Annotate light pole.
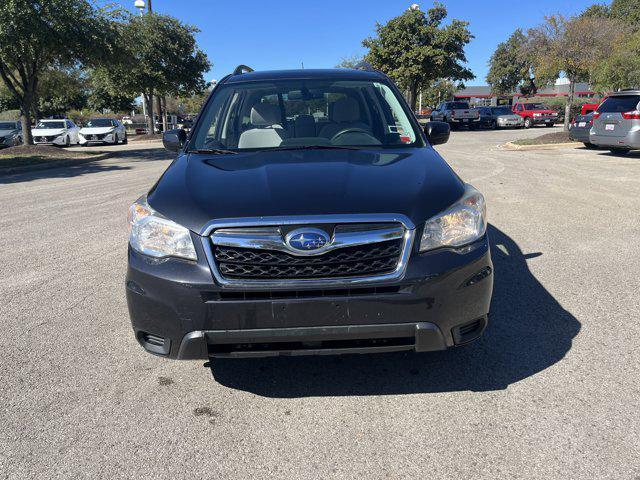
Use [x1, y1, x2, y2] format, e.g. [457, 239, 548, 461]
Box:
[134, 0, 156, 133]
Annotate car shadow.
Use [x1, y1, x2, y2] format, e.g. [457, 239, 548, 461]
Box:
[208, 224, 581, 397]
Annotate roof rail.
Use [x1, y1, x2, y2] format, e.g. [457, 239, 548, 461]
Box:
[232, 64, 254, 76]
[354, 61, 375, 72]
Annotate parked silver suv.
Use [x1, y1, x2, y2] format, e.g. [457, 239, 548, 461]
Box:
[590, 91, 640, 155]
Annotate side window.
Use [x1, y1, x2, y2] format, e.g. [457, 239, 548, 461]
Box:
[516, 104, 523, 112]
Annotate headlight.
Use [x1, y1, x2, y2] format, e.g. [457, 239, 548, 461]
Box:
[128, 196, 197, 261]
[419, 186, 487, 252]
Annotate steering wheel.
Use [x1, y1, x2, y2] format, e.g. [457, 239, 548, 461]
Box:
[330, 127, 371, 142]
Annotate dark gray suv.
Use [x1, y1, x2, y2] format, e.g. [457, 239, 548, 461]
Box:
[126, 66, 493, 360]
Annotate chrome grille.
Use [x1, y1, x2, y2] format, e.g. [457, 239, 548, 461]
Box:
[214, 239, 402, 279]
[201, 215, 416, 287]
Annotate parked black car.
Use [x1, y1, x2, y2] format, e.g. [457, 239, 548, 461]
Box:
[569, 112, 597, 148]
[127, 66, 493, 360]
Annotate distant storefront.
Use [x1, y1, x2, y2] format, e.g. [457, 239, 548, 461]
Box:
[453, 81, 597, 107]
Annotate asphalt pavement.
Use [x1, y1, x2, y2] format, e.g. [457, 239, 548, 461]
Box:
[1, 127, 639, 479]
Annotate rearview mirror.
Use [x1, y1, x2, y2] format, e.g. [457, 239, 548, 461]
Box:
[424, 121, 450, 146]
[163, 129, 187, 152]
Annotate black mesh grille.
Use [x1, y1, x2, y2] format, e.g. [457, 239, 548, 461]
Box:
[213, 239, 403, 280]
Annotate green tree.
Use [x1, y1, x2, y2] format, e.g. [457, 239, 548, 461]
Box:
[611, 0, 640, 28]
[335, 55, 364, 69]
[35, 68, 88, 118]
[420, 79, 458, 108]
[592, 35, 640, 90]
[527, 14, 623, 130]
[579, 4, 611, 18]
[362, 3, 474, 111]
[0, 0, 118, 144]
[94, 14, 210, 133]
[86, 70, 135, 113]
[486, 29, 537, 95]
[172, 86, 214, 114]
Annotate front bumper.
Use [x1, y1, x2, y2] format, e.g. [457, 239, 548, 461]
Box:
[497, 119, 523, 128]
[450, 118, 480, 124]
[33, 135, 66, 145]
[531, 117, 556, 125]
[127, 235, 493, 359]
[79, 133, 117, 144]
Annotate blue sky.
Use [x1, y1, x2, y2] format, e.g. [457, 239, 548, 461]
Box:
[133, 0, 601, 85]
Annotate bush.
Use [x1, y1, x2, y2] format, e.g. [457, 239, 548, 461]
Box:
[66, 109, 123, 126]
[0, 109, 20, 120]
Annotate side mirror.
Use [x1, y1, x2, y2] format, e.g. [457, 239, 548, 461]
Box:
[424, 121, 450, 146]
[163, 129, 187, 152]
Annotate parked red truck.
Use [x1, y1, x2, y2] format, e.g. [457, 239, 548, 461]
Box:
[512, 102, 558, 128]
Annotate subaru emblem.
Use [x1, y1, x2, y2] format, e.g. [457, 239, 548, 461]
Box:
[285, 228, 330, 252]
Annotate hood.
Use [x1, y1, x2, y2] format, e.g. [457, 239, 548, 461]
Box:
[147, 148, 466, 234]
[32, 128, 65, 136]
[80, 127, 114, 134]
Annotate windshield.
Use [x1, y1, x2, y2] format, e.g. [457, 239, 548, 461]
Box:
[491, 107, 512, 115]
[189, 78, 422, 152]
[86, 119, 114, 128]
[0, 122, 17, 130]
[598, 95, 640, 113]
[523, 104, 549, 110]
[36, 121, 65, 129]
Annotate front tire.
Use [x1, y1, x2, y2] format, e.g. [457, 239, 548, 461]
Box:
[122, 133, 128, 145]
[524, 117, 533, 129]
[64, 135, 70, 147]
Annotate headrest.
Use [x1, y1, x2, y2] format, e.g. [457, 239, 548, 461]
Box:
[251, 103, 281, 127]
[295, 115, 315, 128]
[332, 97, 361, 123]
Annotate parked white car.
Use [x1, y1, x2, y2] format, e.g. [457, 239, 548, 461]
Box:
[0, 121, 23, 148]
[32, 119, 80, 146]
[79, 118, 127, 145]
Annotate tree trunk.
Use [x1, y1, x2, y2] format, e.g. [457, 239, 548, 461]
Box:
[20, 95, 34, 145]
[156, 95, 162, 133]
[144, 92, 154, 134]
[161, 96, 168, 132]
[408, 82, 418, 112]
[564, 79, 575, 132]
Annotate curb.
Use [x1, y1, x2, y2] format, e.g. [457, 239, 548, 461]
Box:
[0, 152, 116, 176]
[501, 141, 580, 151]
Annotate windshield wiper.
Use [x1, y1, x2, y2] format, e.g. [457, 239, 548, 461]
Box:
[188, 148, 238, 155]
[270, 145, 361, 152]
